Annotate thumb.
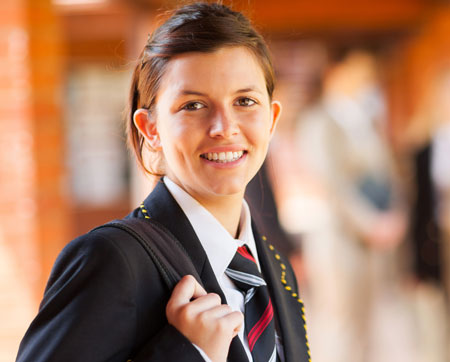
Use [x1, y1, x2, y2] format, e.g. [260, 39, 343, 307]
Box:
[169, 275, 206, 309]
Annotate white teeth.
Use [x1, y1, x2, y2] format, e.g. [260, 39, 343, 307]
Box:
[201, 150, 245, 163]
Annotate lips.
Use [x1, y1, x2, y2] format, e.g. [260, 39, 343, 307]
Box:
[200, 150, 245, 163]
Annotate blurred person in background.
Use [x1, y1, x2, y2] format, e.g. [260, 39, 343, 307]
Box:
[404, 66, 450, 361]
[245, 158, 307, 291]
[293, 49, 409, 362]
[265, 42, 329, 290]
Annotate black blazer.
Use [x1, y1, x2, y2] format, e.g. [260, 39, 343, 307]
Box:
[17, 181, 310, 362]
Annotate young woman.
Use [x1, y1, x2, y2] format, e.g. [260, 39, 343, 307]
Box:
[17, 3, 310, 362]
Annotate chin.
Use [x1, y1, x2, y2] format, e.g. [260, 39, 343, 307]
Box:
[203, 179, 248, 197]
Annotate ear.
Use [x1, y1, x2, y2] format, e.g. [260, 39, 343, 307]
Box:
[269, 100, 282, 137]
[133, 108, 162, 150]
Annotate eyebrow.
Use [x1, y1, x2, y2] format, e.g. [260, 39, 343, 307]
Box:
[180, 90, 206, 96]
[179, 86, 263, 96]
[235, 86, 262, 94]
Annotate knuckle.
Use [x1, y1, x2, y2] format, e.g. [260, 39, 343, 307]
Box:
[165, 299, 175, 315]
[198, 311, 209, 326]
[222, 304, 232, 313]
[183, 274, 195, 283]
[216, 318, 230, 334]
[178, 304, 192, 322]
[208, 293, 221, 304]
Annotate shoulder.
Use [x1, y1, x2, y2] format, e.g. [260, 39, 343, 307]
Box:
[56, 217, 162, 265]
[44, 219, 167, 306]
[19, 219, 173, 362]
[47, 225, 137, 285]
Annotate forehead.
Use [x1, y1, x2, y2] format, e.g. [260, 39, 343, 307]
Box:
[158, 46, 267, 95]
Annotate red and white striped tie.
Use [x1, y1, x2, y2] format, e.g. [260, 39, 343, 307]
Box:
[226, 245, 277, 362]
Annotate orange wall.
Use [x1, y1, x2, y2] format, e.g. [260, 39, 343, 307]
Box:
[0, 0, 70, 301]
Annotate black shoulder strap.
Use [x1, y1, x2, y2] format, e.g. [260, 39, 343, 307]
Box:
[94, 218, 203, 291]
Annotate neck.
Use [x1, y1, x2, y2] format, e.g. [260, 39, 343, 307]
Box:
[197, 193, 244, 238]
[164, 177, 245, 237]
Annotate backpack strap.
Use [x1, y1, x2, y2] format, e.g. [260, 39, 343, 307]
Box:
[94, 218, 203, 291]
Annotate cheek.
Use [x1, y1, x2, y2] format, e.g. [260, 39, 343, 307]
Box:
[243, 111, 273, 146]
[158, 118, 201, 165]
[157, 124, 182, 163]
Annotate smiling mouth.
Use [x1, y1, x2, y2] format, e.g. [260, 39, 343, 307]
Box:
[200, 150, 246, 163]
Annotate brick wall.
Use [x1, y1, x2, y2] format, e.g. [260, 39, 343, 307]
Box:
[0, 0, 70, 358]
[0, 0, 38, 289]
[27, 0, 70, 295]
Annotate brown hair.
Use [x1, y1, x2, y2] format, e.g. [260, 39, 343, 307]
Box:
[126, 2, 275, 175]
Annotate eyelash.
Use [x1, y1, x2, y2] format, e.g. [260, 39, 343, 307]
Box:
[181, 97, 257, 111]
[235, 97, 257, 107]
[182, 102, 205, 111]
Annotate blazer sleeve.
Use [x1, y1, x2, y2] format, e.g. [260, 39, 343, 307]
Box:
[16, 231, 205, 362]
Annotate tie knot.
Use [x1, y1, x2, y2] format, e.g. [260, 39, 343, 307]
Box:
[236, 245, 257, 264]
[225, 245, 266, 292]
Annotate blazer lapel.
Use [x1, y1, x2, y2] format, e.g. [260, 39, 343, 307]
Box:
[253, 224, 310, 362]
[142, 180, 249, 362]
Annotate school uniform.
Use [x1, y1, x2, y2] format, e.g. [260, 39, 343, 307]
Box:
[17, 179, 310, 362]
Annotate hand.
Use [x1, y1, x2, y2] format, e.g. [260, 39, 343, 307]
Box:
[166, 275, 243, 362]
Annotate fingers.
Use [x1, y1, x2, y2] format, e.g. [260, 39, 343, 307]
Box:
[193, 306, 243, 341]
[221, 310, 243, 338]
[189, 275, 208, 299]
[197, 306, 243, 337]
[165, 276, 244, 362]
[194, 301, 233, 319]
[168, 275, 207, 310]
[166, 275, 242, 329]
[185, 292, 221, 312]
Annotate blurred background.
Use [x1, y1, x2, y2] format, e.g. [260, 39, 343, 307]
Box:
[1, 0, 450, 361]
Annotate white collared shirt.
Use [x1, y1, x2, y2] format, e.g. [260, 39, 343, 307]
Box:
[164, 177, 284, 361]
[164, 177, 258, 361]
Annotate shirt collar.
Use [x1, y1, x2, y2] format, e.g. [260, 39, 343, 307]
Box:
[163, 177, 260, 281]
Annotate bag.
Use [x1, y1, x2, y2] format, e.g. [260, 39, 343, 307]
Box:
[94, 218, 203, 290]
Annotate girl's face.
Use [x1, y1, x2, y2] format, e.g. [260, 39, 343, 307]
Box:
[135, 46, 281, 204]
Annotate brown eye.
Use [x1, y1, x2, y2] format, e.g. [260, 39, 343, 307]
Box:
[236, 97, 256, 107]
[183, 102, 205, 111]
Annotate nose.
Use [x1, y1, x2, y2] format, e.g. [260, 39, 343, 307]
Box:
[208, 108, 239, 138]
